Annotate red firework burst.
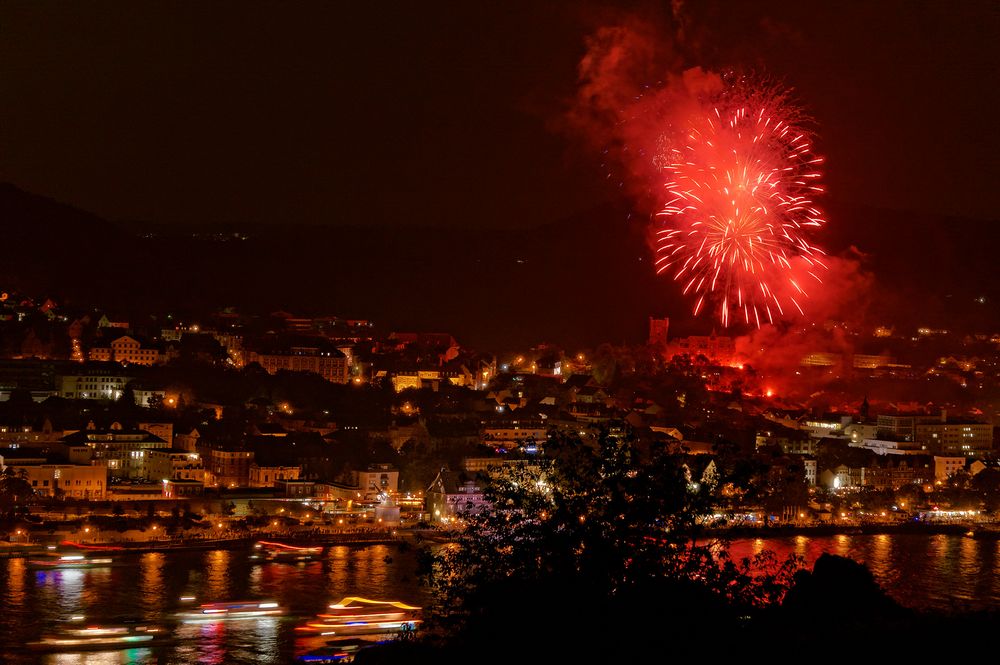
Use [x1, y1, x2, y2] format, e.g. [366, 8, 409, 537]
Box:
[653, 83, 827, 328]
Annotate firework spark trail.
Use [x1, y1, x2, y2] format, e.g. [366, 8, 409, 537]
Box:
[653, 83, 827, 327]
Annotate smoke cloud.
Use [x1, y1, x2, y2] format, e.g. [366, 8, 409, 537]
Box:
[564, 16, 720, 204]
[565, 10, 875, 339]
[732, 248, 875, 377]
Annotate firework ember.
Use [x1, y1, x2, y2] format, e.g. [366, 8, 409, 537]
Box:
[653, 82, 827, 328]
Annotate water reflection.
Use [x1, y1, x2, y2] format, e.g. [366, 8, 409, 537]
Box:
[730, 533, 1000, 611]
[7, 556, 26, 605]
[41, 568, 86, 616]
[793, 535, 808, 559]
[205, 550, 231, 601]
[865, 534, 897, 589]
[872, 533, 890, 561]
[22, 535, 1000, 661]
[959, 535, 979, 576]
[833, 534, 851, 556]
[140, 553, 165, 619]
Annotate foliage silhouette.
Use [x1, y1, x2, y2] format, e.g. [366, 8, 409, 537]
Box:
[421, 427, 800, 660]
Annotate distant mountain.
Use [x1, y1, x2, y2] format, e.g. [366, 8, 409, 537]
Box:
[0, 182, 996, 349]
[0, 182, 123, 242]
[0, 183, 134, 301]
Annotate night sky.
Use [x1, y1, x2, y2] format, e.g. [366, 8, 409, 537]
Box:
[2, 0, 997, 230]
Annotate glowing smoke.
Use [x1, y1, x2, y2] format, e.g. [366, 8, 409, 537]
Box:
[567, 15, 871, 334]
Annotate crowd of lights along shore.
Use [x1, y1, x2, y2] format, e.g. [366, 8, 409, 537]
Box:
[653, 83, 828, 328]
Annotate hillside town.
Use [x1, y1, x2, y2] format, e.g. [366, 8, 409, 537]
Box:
[0, 288, 998, 545]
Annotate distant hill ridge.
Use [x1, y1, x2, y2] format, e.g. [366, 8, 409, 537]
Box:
[0, 182, 996, 347]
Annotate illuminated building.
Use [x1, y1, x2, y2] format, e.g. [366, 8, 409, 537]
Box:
[61, 422, 169, 481]
[852, 353, 893, 370]
[861, 457, 933, 491]
[131, 383, 167, 407]
[138, 422, 173, 447]
[933, 456, 966, 481]
[571, 386, 611, 406]
[313, 481, 362, 502]
[162, 478, 204, 498]
[756, 429, 815, 455]
[820, 456, 936, 491]
[14, 463, 106, 499]
[0, 444, 106, 499]
[801, 415, 852, 438]
[88, 335, 161, 365]
[106, 483, 165, 501]
[666, 334, 735, 363]
[57, 363, 134, 400]
[844, 422, 878, 444]
[174, 427, 201, 452]
[878, 411, 993, 457]
[849, 437, 924, 455]
[877, 414, 917, 441]
[249, 463, 301, 487]
[275, 479, 314, 497]
[917, 420, 993, 456]
[803, 459, 817, 486]
[800, 352, 840, 367]
[0, 418, 64, 445]
[382, 368, 470, 391]
[248, 343, 349, 384]
[354, 464, 399, 501]
[535, 355, 562, 379]
[427, 469, 488, 522]
[462, 456, 540, 474]
[147, 448, 205, 483]
[96, 315, 129, 329]
[481, 419, 548, 449]
[200, 446, 254, 487]
[648, 317, 670, 345]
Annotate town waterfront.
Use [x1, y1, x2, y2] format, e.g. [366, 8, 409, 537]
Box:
[0, 534, 997, 663]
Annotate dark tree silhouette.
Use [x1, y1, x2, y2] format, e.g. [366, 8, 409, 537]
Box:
[422, 427, 799, 659]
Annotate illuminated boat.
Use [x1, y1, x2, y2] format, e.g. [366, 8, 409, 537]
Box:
[60, 540, 125, 552]
[27, 553, 116, 569]
[255, 540, 323, 562]
[295, 597, 421, 637]
[176, 600, 285, 622]
[27, 619, 172, 651]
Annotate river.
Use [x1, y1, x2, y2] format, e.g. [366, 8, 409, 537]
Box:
[0, 543, 429, 664]
[728, 532, 1000, 612]
[1, 534, 997, 662]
